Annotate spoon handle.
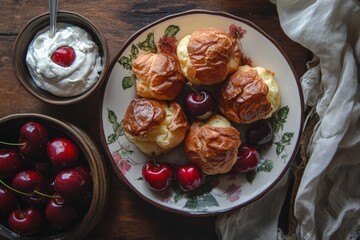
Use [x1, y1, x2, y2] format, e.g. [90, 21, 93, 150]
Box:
[49, 0, 59, 38]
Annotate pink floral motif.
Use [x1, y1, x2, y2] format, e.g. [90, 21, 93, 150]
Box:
[112, 151, 121, 162]
[158, 188, 173, 203]
[229, 24, 246, 39]
[228, 24, 253, 67]
[158, 36, 178, 54]
[241, 56, 253, 67]
[119, 159, 131, 175]
[112, 152, 132, 175]
[214, 183, 241, 203]
[119, 142, 131, 151]
[225, 184, 241, 203]
[113, 143, 137, 173]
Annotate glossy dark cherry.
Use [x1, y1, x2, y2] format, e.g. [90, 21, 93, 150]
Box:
[176, 164, 202, 192]
[232, 144, 260, 173]
[51, 46, 76, 67]
[8, 207, 43, 236]
[184, 89, 215, 120]
[12, 170, 48, 206]
[54, 168, 91, 203]
[45, 194, 79, 230]
[142, 161, 174, 191]
[245, 119, 274, 145]
[0, 185, 17, 213]
[18, 121, 48, 161]
[0, 149, 23, 179]
[75, 166, 92, 188]
[47, 138, 79, 170]
[12, 170, 47, 194]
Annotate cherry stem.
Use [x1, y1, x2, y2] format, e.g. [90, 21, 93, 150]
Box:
[16, 201, 24, 217]
[0, 140, 25, 146]
[33, 190, 60, 199]
[186, 81, 199, 95]
[0, 179, 31, 197]
[0, 180, 60, 199]
[151, 155, 159, 167]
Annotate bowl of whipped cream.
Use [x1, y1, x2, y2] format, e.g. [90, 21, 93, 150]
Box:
[13, 11, 109, 105]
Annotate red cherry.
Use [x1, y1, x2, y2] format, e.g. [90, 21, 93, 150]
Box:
[0, 149, 23, 179]
[51, 46, 76, 67]
[54, 168, 91, 203]
[245, 119, 274, 145]
[184, 89, 215, 120]
[232, 144, 260, 173]
[74, 166, 92, 187]
[8, 207, 43, 235]
[12, 170, 47, 194]
[0, 185, 17, 213]
[176, 164, 203, 192]
[47, 138, 79, 170]
[142, 161, 174, 191]
[12, 170, 49, 206]
[19, 121, 48, 161]
[45, 194, 79, 230]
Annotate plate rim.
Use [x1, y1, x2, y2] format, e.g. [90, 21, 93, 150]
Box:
[99, 9, 305, 217]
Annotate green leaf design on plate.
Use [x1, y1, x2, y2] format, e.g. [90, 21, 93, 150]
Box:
[245, 170, 257, 184]
[113, 121, 125, 136]
[275, 132, 294, 156]
[275, 142, 285, 156]
[108, 109, 117, 124]
[164, 25, 180, 37]
[269, 105, 295, 160]
[137, 32, 157, 53]
[281, 132, 294, 144]
[172, 185, 185, 203]
[130, 44, 139, 59]
[272, 106, 290, 133]
[122, 76, 134, 90]
[118, 56, 132, 70]
[171, 176, 218, 208]
[257, 159, 273, 172]
[118, 44, 139, 71]
[107, 133, 117, 145]
[107, 109, 125, 145]
[184, 193, 219, 210]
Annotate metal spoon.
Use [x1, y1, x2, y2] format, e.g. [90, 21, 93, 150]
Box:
[49, 0, 59, 38]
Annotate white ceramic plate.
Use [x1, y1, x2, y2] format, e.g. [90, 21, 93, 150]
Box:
[100, 10, 304, 216]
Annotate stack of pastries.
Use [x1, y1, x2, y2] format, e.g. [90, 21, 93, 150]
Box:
[122, 27, 280, 175]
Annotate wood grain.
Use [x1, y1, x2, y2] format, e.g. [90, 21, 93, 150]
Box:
[0, 0, 309, 239]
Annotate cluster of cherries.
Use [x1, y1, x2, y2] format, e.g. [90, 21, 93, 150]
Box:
[141, 88, 274, 193]
[0, 121, 92, 236]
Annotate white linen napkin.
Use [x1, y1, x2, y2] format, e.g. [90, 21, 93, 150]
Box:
[216, 0, 360, 239]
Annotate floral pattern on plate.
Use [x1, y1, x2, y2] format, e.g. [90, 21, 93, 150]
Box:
[100, 10, 303, 215]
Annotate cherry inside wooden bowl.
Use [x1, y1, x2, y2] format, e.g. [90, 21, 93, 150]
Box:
[0, 113, 109, 240]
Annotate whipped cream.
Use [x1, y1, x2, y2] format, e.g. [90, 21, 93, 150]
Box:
[26, 25, 103, 97]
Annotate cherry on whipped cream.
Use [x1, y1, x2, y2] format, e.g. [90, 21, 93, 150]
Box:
[51, 46, 76, 67]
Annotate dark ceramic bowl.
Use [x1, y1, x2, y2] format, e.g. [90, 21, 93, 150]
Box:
[0, 113, 109, 239]
[13, 11, 109, 105]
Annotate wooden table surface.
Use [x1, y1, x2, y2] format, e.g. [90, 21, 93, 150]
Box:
[0, 0, 309, 239]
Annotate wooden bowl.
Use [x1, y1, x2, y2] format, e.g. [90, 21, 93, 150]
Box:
[0, 113, 109, 240]
[12, 11, 109, 105]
